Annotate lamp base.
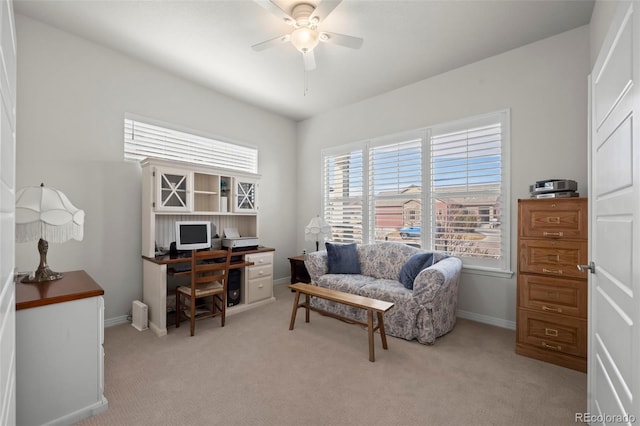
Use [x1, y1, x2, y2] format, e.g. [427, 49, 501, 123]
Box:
[21, 266, 64, 283]
[21, 238, 64, 283]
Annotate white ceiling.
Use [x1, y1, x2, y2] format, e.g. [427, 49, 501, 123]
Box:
[14, 0, 595, 121]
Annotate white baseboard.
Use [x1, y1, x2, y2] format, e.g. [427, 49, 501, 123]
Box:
[456, 309, 516, 330]
[104, 315, 129, 328]
[274, 277, 291, 286]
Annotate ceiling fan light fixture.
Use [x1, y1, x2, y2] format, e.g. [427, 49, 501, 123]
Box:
[290, 27, 319, 53]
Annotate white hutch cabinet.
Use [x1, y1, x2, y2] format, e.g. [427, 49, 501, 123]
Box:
[140, 158, 274, 337]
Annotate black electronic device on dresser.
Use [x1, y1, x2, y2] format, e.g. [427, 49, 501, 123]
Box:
[227, 269, 241, 307]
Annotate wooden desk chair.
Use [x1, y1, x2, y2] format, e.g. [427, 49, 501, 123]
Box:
[176, 247, 232, 336]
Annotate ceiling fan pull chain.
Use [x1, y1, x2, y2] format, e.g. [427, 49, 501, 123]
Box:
[304, 67, 308, 96]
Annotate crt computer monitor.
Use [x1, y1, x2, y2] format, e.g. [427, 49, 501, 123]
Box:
[175, 221, 211, 251]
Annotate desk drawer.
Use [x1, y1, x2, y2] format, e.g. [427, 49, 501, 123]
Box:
[247, 264, 272, 280]
[245, 252, 273, 266]
[518, 309, 586, 357]
[247, 276, 272, 303]
[518, 274, 586, 318]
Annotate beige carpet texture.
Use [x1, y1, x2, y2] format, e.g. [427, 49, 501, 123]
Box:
[76, 284, 587, 426]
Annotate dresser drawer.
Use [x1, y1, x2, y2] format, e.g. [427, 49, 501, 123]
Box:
[519, 239, 588, 279]
[246, 264, 272, 280]
[518, 198, 587, 239]
[518, 309, 587, 357]
[245, 251, 273, 267]
[247, 276, 272, 303]
[518, 274, 586, 318]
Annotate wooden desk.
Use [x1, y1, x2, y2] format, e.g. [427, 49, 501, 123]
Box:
[142, 247, 276, 336]
[15, 270, 108, 425]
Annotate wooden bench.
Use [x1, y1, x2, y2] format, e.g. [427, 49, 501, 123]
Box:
[288, 282, 395, 362]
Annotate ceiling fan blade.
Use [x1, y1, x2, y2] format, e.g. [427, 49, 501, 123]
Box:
[320, 32, 363, 49]
[309, 0, 342, 24]
[251, 34, 290, 51]
[254, 0, 295, 25]
[303, 51, 316, 71]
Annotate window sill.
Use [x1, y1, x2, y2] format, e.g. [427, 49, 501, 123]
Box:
[461, 265, 514, 279]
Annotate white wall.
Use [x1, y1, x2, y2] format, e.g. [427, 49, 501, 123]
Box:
[296, 26, 590, 327]
[15, 15, 298, 322]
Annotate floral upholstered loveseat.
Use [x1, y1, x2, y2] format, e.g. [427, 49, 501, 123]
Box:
[304, 242, 463, 344]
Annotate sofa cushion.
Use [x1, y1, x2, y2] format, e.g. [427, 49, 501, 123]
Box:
[399, 252, 435, 289]
[325, 242, 361, 274]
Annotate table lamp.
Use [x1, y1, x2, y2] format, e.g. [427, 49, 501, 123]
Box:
[304, 216, 331, 251]
[15, 183, 85, 283]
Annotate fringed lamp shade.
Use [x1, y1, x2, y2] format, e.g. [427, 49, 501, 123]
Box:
[304, 216, 331, 251]
[15, 183, 84, 283]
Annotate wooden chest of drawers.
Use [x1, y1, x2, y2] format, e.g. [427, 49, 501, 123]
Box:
[516, 198, 588, 372]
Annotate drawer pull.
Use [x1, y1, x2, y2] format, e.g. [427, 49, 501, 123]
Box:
[543, 231, 564, 237]
[541, 342, 562, 351]
[546, 217, 560, 224]
[545, 328, 559, 337]
[542, 268, 563, 275]
[541, 305, 562, 313]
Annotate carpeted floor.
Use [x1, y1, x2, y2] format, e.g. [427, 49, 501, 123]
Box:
[76, 284, 587, 426]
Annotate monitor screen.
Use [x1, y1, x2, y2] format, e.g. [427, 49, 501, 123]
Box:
[175, 221, 211, 250]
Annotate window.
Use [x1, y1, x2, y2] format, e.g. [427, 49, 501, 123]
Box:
[323, 147, 364, 243]
[124, 115, 258, 174]
[321, 110, 510, 275]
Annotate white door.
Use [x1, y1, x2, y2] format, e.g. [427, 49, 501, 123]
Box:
[589, 2, 640, 423]
[0, 0, 17, 424]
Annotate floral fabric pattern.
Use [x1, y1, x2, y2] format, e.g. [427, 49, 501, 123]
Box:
[304, 242, 462, 344]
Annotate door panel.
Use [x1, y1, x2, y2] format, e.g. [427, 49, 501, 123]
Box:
[589, 2, 639, 422]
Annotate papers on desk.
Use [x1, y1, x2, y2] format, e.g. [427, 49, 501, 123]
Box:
[224, 227, 241, 238]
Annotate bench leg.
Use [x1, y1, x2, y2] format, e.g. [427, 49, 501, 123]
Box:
[377, 311, 388, 350]
[305, 293, 310, 323]
[367, 310, 375, 362]
[289, 290, 301, 330]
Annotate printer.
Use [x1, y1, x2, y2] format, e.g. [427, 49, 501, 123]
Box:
[222, 227, 259, 250]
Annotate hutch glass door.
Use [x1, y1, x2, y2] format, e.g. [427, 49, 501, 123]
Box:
[156, 169, 191, 211]
[233, 179, 257, 213]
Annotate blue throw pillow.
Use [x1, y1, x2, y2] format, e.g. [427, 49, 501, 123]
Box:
[325, 242, 361, 274]
[399, 252, 435, 290]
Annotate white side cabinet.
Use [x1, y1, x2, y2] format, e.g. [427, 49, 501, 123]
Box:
[16, 270, 108, 425]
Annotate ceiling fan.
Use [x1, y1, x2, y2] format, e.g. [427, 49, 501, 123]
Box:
[252, 0, 363, 71]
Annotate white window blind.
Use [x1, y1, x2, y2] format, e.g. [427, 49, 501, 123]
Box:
[321, 110, 510, 275]
[369, 135, 423, 244]
[323, 148, 364, 244]
[430, 116, 506, 270]
[124, 118, 258, 174]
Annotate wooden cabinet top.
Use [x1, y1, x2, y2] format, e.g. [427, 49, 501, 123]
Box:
[15, 270, 104, 310]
